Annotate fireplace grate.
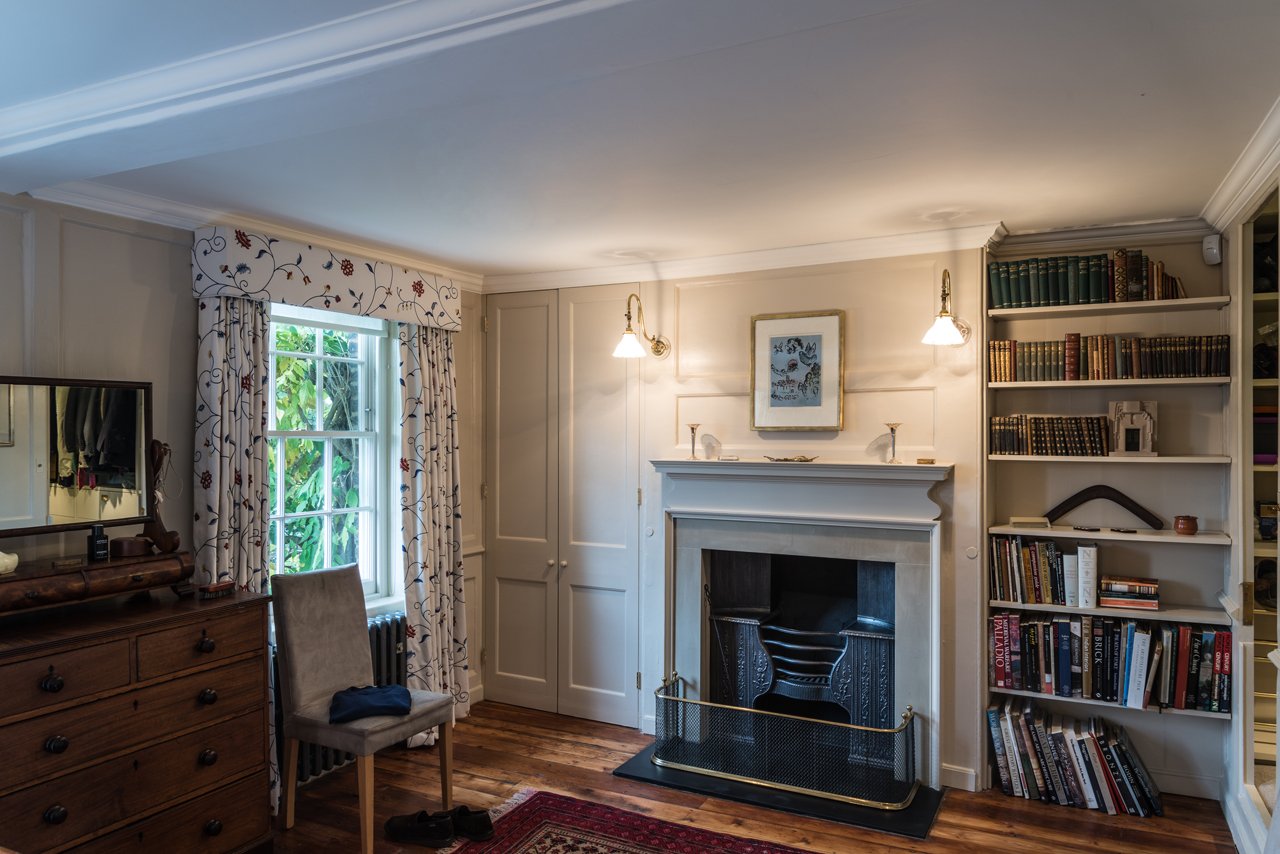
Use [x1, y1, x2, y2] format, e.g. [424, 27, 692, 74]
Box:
[653, 674, 918, 809]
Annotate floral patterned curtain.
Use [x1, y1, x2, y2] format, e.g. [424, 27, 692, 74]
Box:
[398, 322, 470, 745]
[192, 294, 278, 807]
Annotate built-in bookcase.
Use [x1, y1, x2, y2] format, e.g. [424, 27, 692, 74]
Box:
[982, 229, 1235, 802]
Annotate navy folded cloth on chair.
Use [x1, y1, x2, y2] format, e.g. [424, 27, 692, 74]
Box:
[329, 684, 412, 723]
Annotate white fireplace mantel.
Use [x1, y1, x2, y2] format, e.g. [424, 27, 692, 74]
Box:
[650, 459, 954, 525]
[650, 457, 954, 789]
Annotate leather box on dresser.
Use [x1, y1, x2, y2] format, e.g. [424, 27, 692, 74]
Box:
[0, 569, 272, 853]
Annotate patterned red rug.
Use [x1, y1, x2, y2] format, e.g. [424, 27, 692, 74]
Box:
[445, 789, 811, 854]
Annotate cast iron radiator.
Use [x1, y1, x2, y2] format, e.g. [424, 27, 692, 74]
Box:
[273, 611, 408, 784]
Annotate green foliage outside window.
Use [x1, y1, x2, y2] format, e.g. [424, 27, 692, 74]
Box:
[270, 323, 364, 575]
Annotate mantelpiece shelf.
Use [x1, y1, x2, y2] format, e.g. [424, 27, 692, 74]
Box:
[988, 599, 1231, 626]
[987, 295, 1229, 320]
[987, 524, 1229, 546]
[988, 686, 1230, 720]
[987, 454, 1230, 464]
[990, 377, 1228, 389]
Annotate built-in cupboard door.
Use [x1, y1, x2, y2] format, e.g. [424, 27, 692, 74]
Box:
[556, 285, 640, 727]
[484, 290, 559, 712]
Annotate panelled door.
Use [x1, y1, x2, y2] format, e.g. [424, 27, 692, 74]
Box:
[484, 285, 640, 726]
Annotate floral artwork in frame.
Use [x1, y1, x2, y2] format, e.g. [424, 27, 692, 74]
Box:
[750, 310, 845, 431]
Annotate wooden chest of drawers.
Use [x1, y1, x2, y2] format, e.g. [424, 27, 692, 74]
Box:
[0, 587, 271, 853]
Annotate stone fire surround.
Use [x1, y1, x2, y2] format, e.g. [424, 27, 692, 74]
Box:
[651, 459, 952, 787]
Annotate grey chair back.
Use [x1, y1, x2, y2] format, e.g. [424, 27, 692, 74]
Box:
[273, 565, 375, 715]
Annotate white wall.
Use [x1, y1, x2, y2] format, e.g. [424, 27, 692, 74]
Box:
[0, 193, 195, 560]
[635, 250, 986, 790]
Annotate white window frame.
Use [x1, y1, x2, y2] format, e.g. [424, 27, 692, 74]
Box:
[267, 303, 397, 605]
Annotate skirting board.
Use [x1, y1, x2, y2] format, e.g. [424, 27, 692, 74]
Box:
[940, 764, 977, 792]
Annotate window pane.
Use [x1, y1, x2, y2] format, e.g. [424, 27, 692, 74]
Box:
[268, 519, 278, 574]
[275, 356, 317, 430]
[275, 324, 317, 354]
[322, 360, 359, 430]
[332, 438, 361, 510]
[283, 439, 324, 514]
[332, 512, 360, 568]
[323, 328, 357, 359]
[282, 515, 324, 573]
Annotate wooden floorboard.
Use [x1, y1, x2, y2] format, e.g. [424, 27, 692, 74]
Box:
[272, 701, 1238, 853]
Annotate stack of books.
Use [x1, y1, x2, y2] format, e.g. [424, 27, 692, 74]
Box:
[988, 414, 1110, 456]
[988, 615, 1231, 712]
[988, 249, 1186, 310]
[1098, 576, 1159, 610]
[987, 334, 1230, 382]
[986, 699, 1163, 816]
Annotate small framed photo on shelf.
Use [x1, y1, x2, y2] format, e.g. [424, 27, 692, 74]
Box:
[1108, 400, 1157, 456]
[750, 310, 844, 432]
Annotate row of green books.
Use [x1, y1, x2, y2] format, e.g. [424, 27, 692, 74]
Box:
[988, 250, 1186, 310]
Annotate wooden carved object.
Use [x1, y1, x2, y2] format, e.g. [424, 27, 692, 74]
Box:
[1043, 484, 1163, 530]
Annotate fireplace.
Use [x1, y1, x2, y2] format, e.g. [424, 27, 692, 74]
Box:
[650, 459, 951, 803]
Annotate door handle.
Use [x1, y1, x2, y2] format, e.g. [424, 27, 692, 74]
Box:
[546, 559, 555, 567]
[559, 560, 568, 568]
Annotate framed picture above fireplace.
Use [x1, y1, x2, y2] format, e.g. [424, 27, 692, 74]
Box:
[750, 309, 845, 431]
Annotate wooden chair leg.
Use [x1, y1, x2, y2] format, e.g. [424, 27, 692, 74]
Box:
[357, 754, 375, 854]
[283, 738, 300, 830]
[439, 721, 453, 810]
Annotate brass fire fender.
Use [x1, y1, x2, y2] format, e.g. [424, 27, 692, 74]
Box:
[652, 674, 920, 810]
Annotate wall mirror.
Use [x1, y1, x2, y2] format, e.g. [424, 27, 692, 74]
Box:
[0, 377, 152, 538]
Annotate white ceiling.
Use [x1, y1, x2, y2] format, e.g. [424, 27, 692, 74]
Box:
[4, 0, 1279, 280]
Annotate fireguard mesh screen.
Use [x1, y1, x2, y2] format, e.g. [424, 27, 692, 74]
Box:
[653, 675, 918, 809]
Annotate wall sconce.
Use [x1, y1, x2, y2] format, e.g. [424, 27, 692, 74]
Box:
[613, 293, 670, 358]
[921, 269, 970, 346]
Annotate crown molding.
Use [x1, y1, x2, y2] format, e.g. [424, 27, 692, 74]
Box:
[482, 222, 1006, 293]
[30, 180, 484, 289]
[1202, 93, 1280, 230]
[995, 217, 1214, 255]
[0, 0, 625, 159]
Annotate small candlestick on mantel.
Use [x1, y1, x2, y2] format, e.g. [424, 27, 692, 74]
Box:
[687, 423, 701, 460]
[885, 422, 903, 464]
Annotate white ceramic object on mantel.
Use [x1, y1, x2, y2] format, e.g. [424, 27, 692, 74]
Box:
[0, 551, 18, 575]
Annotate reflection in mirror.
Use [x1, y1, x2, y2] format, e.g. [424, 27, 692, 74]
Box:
[0, 379, 151, 535]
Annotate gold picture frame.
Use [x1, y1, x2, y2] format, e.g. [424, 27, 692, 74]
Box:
[750, 310, 845, 431]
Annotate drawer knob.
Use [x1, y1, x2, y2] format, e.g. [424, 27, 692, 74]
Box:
[39, 667, 65, 693]
[44, 735, 70, 754]
[198, 748, 219, 766]
[204, 819, 223, 837]
[196, 631, 216, 654]
[198, 688, 218, 706]
[43, 804, 68, 825]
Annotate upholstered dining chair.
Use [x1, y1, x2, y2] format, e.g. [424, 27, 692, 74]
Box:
[272, 565, 454, 854]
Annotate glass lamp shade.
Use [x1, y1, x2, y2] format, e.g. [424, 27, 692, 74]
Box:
[921, 314, 966, 346]
[612, 330, 646, 358]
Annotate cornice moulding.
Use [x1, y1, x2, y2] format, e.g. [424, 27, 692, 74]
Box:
[483, 222, 1006, 293]
[995, 218, 1214, 255]
[0, 0, 625, 159]
[1202, 93, 1280, 230]
[30, 181, 484, 288]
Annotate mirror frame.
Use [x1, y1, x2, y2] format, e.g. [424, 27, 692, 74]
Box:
[0, 376, 154, 539]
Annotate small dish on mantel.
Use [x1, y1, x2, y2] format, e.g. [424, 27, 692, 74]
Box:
[763, 455, 818, 463]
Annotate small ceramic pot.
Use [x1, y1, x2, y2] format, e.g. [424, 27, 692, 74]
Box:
[1173, 515, 1199, 536]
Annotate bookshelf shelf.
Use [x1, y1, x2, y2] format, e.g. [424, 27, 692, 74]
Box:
[987, 295, 1229, 320]
[987, 454, 1230, 464]
[990, 377, 1229, 389]
[987, 524, 1229, 545]
[985, 229, 1239, 805]
[988, 686, 1230, 720]
[1254, 292, 1280, 303]
[1254, 541, 1278, 557]
[988, 600, 1231, 626]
